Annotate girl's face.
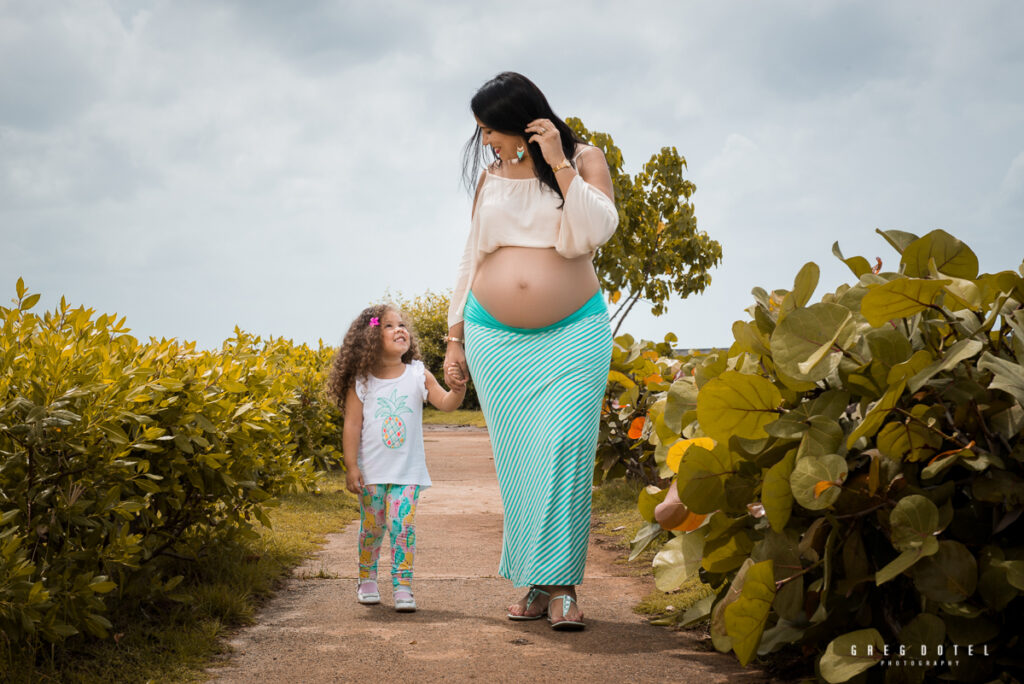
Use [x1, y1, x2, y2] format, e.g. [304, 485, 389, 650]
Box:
[378, 310, 410, 358]
[476, 116, 526, 163]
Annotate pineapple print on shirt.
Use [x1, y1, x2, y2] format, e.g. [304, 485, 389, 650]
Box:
[376, 388, 413, 449]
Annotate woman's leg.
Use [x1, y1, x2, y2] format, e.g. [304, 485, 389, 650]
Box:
[385, 484, 420, 592]
[358, 485, 387, 589]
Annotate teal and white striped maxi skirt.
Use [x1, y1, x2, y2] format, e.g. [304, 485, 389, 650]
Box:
[464, 290, 613, 587]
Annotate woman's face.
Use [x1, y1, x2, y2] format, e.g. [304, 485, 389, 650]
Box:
[475, 116, 525, 163]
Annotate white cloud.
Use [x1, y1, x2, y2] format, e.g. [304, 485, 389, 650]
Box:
[2, 0, 1023, 350]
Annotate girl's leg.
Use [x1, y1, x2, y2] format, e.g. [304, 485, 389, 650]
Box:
[385, 484, 420, 592]
[358, 485, 387, 588]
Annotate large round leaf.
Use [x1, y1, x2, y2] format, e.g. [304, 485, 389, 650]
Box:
[762, 450, 796, 532]
[819, 628, 885, 683]
[652, 532, 705, 591]
[899, 613, 946, 655]
[665, 437, 716, 473]
[889, 494, 939, 551]
[711, 558, 754, 653]
[790, 454, 848, 510]
[676, 443, 738, 514]
[637, 485, 669, 523]
[876, 408, 943, 462]
[702, 528, 754, 573]
[725, 559, 776, 666]
[796, 416, 844, 461]
[752, 531, 804, 622]
[913, 540, 978, 603]
[664, 377, 699, 433]
[696, 371, 782, 442]
[770, 303, 853, 382]
[875, 537, 939, 585]
[860, 278, 950, 327]
[832, 241, 872, 278]
[901, 229, 979, 279]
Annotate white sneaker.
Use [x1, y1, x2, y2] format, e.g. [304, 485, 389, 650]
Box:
[394, 589, 416, 613]
[356, 581, 380, 605]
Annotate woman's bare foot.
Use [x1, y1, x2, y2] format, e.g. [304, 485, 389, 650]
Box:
[545, 586, 584, 629]
[507, 586, 549, 619]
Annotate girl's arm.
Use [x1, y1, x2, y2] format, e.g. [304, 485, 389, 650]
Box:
[424, 368, 466, 412]
[342, 387, 365, 494]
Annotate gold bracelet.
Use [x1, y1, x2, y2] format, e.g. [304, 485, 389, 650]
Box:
[444, 336, 463, 344]
[551, 158, 572, 174]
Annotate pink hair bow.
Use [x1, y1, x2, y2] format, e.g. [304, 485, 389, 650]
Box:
[369, 317, 380, 326]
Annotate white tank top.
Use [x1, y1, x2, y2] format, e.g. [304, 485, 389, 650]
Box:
[354, 360, 431, 487]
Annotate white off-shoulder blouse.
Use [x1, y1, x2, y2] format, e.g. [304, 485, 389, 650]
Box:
[447, 150, 619, 327]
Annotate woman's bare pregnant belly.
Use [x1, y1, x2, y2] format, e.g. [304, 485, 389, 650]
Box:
[471, 247, 600, 329]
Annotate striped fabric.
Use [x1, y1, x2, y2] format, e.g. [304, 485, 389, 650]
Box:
[464, 291, 613, 587]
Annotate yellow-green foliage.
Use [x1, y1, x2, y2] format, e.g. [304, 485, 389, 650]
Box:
[622, 230, 1024, 681]
[0, 281, 340, 652]
[597, 332, 684, 483]
[2, 471, 358, 683]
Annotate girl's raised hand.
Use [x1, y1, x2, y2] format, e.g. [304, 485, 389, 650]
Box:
[345, 466, 364, 495]
[525, 118, 565, 168]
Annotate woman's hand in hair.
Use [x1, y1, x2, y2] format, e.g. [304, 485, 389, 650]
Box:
[526, 118, 566, 168]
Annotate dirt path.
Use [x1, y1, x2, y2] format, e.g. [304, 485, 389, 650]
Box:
[207, 429, 770, 683]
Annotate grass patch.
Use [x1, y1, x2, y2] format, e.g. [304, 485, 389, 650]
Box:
[422, 408, 487, 427]
[3, 470, 359, 684]
[590, 477, 714, 625]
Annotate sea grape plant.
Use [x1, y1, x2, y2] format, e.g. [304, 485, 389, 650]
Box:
[598, 332, 681, 483]
[635, 230, 1023, 683]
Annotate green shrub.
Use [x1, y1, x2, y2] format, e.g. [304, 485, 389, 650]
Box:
[0, 282, 333, 651]
[630, 231, 1023, 682]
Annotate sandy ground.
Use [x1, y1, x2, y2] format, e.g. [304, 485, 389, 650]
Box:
[206, 429, 771, 684]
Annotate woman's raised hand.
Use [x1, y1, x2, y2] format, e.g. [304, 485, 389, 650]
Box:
[526, 118, 565, 168]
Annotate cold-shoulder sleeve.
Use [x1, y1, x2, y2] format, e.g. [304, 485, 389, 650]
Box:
[554, 174, 619, 258]
[410, 360, 429, 401]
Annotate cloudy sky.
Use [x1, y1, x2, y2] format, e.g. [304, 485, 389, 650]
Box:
[2, 1, 1023, 351]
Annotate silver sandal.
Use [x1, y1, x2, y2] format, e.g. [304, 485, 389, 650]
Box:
[507, 587, 549, 621]
[548, 594, 585, 631]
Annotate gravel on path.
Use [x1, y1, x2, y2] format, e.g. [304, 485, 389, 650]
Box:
[206, 428, 771, 684]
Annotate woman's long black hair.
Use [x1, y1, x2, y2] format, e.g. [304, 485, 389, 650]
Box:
[461, 72, 583, 204]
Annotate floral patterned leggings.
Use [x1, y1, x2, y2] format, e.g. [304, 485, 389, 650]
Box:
[358, 484, 420, 590]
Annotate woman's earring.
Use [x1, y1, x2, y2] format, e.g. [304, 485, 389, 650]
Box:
[516, 144, 525, 161]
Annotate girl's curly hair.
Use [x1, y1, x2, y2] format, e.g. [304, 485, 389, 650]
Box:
[325, 304, 421, 411]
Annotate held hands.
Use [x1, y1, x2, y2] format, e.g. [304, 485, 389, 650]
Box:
[525, 118, 567, 169]
[443, 342, 469, 390]
[446, 366, 468, 392]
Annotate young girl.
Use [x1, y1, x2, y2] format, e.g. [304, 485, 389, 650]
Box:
[326, 304, 466, 612]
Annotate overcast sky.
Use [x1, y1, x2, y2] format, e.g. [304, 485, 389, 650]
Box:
[2, 1, 1023, 351]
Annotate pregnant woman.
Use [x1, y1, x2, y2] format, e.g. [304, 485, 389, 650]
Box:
[443, 72, 618, 631]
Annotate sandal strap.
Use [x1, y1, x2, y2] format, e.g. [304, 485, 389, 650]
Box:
[551, 594, 577, 618]
[524, 587, 550, 611]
